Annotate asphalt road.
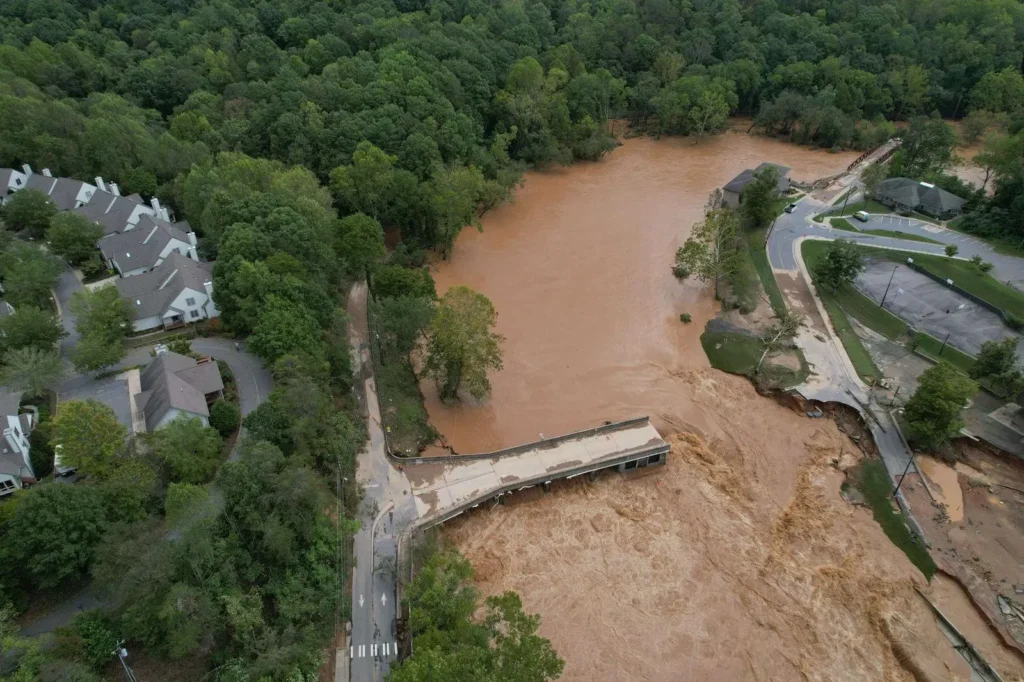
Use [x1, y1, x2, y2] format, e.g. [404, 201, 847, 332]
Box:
[347, 282, 415, 681]
[53, 266, 82, 356]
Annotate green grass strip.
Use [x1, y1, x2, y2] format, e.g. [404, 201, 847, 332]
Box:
[846, 458, 937, 580]
[747, 229, 785, 311]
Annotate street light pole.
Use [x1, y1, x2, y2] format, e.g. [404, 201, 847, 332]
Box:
[112, 641, 138, 682]
[880, 264, 898, 308]
[840, 186, 853, 217]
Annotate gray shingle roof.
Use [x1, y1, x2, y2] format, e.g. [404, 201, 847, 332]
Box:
[73, 190, 153, 235]
[0, 390, 20, 417]
[875, 178, 967, 215]
[115, 252, 212, 320]
[24, 174, 56, 196]
[98, 215, 191, 270]
[48, 179, 91, 210]
[723, 162, 791, 195]
[137, 351, 222, 430]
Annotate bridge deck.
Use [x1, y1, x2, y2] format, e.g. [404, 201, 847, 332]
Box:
[404, 418, 669, 527]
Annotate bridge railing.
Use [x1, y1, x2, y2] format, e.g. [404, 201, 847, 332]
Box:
[387, 416, 656, 465]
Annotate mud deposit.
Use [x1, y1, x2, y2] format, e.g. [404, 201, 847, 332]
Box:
[422, 132, 858, 452]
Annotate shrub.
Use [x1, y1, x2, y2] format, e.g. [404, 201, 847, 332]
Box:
[970, 254, 983, 267]
[672, 263, 689, 279]
[945, 244, 958, 257]
[29, 422, 54, 478]
[209, 399, 240, 437]
[55, 611, 118, 670]
[979, 260, 994, 273]
[1005, 313, 1024, 331]
[679, 313, 692, 323]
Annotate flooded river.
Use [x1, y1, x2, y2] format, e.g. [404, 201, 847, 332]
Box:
[423, 131, 859, 452]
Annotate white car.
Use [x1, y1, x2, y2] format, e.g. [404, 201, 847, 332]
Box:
[784, 203, 798, 213]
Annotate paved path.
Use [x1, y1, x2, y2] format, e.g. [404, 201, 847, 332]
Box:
[53, 266, 82, 356]
[766, 145, 920, 481]
[347, 282, 410, 682]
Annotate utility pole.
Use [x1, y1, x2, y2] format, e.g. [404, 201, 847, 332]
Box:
[880, 264, 898, 307]
[112, 640, 138, 682]
[892, 451, 917, 497]
[840, 186, 853, 217]
[938, 332, 950, 356]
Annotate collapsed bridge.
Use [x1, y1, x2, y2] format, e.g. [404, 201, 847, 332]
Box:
[399, 417, 669, 529]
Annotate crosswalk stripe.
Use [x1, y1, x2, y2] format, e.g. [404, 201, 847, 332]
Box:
[350, 647, 353, 659]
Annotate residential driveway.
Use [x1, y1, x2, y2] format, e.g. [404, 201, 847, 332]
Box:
[854, 259, 1023, 360]
[59, 373, 133, 432]
[190, 338, 270, 418]
[54, 267, 83, 355]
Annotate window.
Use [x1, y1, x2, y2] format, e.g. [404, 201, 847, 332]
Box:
[189, 310, 200, 319]
[0, 480, 15, 491]
[185, 297, 196, 306]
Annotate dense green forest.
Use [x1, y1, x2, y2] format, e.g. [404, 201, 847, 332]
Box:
[3, 0, 1024, 252]
[1, 0, 1024, 680]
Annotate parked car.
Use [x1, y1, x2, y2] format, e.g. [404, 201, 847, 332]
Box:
[784, 203, 798, 213]
[53, 444, 76, 477]
[853, 210, 870, 222]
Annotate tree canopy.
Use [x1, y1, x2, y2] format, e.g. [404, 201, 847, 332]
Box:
[424, 286, 505, 402]
[904, 362, 978, 450]
[50, 398, 126, 479]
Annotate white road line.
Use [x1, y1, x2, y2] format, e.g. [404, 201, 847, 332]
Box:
[385, 642, 390, 656]
[350, 647, 353, 659]
[360, 644, 365, 657]
[372, 644, 377, 656]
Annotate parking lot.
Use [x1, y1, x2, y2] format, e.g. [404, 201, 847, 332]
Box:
[855, 257, 1023, 360]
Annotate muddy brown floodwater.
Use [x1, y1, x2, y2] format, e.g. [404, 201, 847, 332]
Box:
[426, 131, 1024, 681]
[423, 131, 858, 452]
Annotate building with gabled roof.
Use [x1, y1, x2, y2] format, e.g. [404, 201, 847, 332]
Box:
[0, 168, 27, 205]
[722, 162, 791, 208]
[114, 252, 219, 332]
[0, 389, 35, 496]
[874, 178, 967, 219]
[22, 168, 97, 211]
[132, 351, 223, 432]
[98, 214, 198, 277]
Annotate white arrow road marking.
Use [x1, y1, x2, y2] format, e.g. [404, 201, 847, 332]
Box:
[381, 593, 387, 606]
[359, 594, 364, 608]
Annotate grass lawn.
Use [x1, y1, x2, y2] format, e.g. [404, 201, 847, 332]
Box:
[912, 333, 975, 374]
[375, 360, 436, 456]
[831, 187, 855, 206]
[844, 458, 937, 580]
[700, 328, 808, 388]
[700, 330, 763, 376]
[746, 228, 786, 311]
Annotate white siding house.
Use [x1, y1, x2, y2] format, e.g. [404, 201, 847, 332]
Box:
[0, 391, 34, 496]
[115, 253, 218, 332]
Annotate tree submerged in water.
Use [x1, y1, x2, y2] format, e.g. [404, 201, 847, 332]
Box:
[424, 286, 504, 402]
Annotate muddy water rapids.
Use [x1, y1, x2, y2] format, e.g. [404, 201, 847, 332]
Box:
[423, 131, 857, 451]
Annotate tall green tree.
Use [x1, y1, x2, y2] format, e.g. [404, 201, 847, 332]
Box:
[0, 346, 63, 398]
[50, 398, 126, 479]
[0, 242, 63, 309]
[373, 296, 435, 366]
[740, 166, 780, 230]
[149, 416, 223, 484]
[969, 337, 1020, 387]
[424, 286, 504, 402]
[336, 213, 385, 278]
[46, 212, 104, 265]
[811, 240, 864, 293]
[904, 362, 977, 450]
[68, 284, 133, 372]
[1, 189, 55, 239]
[673, 193, 742, 299]
[329, 142, 397, 221]
[1, 484, 107, 589]
[0, 305, 65, 356]
[431, 165, 486, 260]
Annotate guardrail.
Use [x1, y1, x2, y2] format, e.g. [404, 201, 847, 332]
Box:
[413, 439, 670, 529]
[388, 416, 655, 465]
